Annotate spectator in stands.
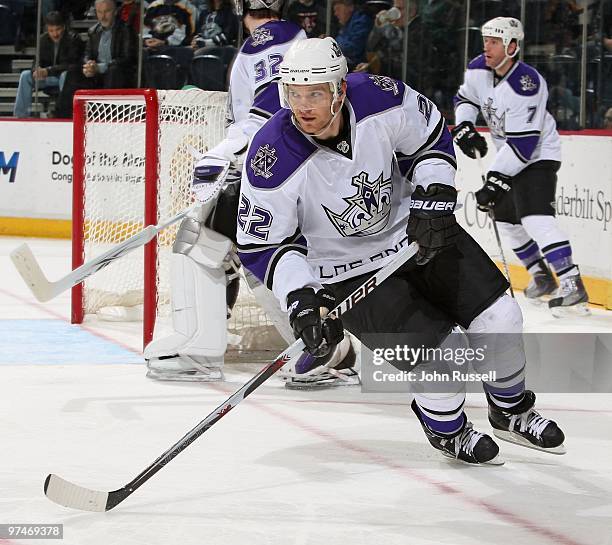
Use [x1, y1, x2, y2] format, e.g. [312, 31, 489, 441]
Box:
[356, 0, 421, 81]
[13, 11, 83, 117]
[191, 0, 238, 49]
[332, 0, 373, 70]
[118, 0, 141, 33]
[286, 0, 326, 38]
[144, 0, 197, 48]
[143, 0, 197, 86]
[55, 0, 137, 117]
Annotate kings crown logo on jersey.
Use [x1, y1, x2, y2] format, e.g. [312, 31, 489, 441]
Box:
[250, 144, 277, 179]
[520, 74, 537, 92]
[323, 171, 392, 237]
[482, 97, 505, 138]
[251, 27, 274, 47]
[369, 75, 399, 96]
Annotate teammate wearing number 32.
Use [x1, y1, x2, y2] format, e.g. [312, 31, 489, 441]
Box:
[237, 37, 566, 465]
[452, 17, 588, 315]
[144, 0, 308, 382]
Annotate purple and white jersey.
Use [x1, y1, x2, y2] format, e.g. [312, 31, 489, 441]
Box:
[454, 55, 561, 177]
[225, 20, 306, 141]
[237, 73, 456, 309]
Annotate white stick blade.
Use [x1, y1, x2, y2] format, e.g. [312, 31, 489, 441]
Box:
[10, 244, 54, 302]
[45, 474, 109, 512]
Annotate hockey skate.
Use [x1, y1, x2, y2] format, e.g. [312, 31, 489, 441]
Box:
[411, 400, 503, 465]
[146, 354, 225, 382]
[487, 390, 566, 454]
[524, 259, 557, 303]
[548, 273, 590, 317]
[279, 336, 360, 390]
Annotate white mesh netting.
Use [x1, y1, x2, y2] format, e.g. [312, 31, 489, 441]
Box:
[78, 89, 284, 358]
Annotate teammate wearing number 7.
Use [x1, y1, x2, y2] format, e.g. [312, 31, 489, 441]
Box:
[452, 17, 588, 316]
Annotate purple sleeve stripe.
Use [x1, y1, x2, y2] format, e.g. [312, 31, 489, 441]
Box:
[251, 83, 281, 118]
[507, 134, 539, 162]
[453, 93, 478, 109]
[238, 246, 277, 284]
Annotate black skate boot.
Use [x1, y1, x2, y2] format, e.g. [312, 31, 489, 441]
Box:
[524, 259, 557, 302]
[411, 400, 503, 465]
[487, 390, 566, 454]
[548, 273, 589, 317]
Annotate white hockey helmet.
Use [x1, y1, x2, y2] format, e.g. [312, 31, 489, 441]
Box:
[279, 37, 348, 109]
[481, 17, 524, 57]
[244, 0, 285, 13]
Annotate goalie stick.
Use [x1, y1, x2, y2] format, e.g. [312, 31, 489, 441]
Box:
[10, 159, 231, 303]
[44, 241, 418, 512]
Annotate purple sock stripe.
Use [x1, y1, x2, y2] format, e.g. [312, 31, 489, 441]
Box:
[483, 380, 525, 397]
[514, 241, 540, 261]
[420, 410, 465, 436]
[544, 246, 571, 263]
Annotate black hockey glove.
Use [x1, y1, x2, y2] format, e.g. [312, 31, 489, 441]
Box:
[451, 121, 488, 159]
[407, 183, 461, 266]
[287, 288, 344, 358]
[475, 171, 512, 212]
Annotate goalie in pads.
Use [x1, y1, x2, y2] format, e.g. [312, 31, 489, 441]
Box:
[145, 0, 358, 386]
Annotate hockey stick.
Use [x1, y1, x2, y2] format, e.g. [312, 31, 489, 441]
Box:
[10, 205, 197, 303]
[475, 153, 515, 298]
[44, 241, 418, 512]
[11, 159, 231, 303]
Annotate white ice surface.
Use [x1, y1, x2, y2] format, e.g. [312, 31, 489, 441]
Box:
[1, 237, 611, 545]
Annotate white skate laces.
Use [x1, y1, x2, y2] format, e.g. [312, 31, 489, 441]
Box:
[455, 423, 484, 459]
[510, 410, 550, 439]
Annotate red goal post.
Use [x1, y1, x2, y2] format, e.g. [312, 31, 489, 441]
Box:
[71, 88, 283, 356]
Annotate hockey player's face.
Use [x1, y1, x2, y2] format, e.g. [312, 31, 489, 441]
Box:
[483, 36, 506, 68]
[287, 84, 335, 133]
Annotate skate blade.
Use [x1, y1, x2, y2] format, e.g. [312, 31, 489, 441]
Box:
[440, 451, 505, 466]
[284, 377, 361, 390]
[145, 370, 225, 383]
[550, 303, 590, 318]
[492, 429, 567, 455]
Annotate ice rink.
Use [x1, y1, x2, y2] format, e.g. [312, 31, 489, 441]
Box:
[1, 236, 612, 545]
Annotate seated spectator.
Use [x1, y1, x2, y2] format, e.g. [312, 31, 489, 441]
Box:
[143, 0, 197, 85]
[332, 0, 374, 70]
[55, 0, 137, 117]
[287, 0, 326, 38]
[144, 0, 197, 48]
[13, 11, 83, 117]
[191, 0, 238, 49]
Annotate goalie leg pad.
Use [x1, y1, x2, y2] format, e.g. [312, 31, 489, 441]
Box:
[145, 222, 231, 381]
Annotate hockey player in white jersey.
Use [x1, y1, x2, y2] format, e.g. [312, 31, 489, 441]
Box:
[237, 37, 566, 464]
[144, 0, 306, 381]
[452, 17, 588, 315]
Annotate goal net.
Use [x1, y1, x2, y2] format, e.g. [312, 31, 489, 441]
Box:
[71, 88, 286, 359]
